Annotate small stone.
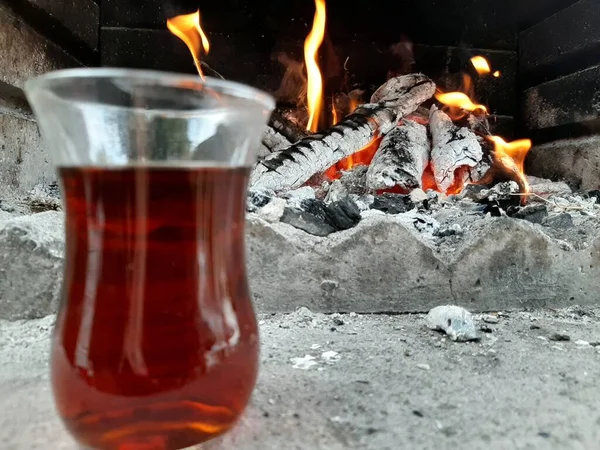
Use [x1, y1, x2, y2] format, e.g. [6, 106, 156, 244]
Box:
[412, 410, 424, 417]
[480, 325, 493, 333]
[537, 336, 548, 341]
[426, 305, 480, 342]
[404, 349, 413, 357]
[409, 188, 428, 204]
[417, 363, 431, 371]
[549, 333, 571, 342]
[530, 324, 541, 330]
[482, 315, 499, 324]
[575, 340, 590, 347]
[333, 318, 345, 326]
[538, 431, 551, 439]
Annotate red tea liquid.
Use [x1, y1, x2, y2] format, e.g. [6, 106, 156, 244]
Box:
[52, 166, 259, 450]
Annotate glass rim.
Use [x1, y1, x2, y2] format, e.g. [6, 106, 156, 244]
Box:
[24, 67, 276, 115]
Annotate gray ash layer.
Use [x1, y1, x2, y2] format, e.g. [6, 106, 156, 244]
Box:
[250, 174, 600, 242]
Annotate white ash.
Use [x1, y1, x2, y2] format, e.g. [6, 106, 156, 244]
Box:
[426, 305, 480, 342]
[256, 197, 287, 223]
[351, 194, 375, 211]
[429, 105, 483, 192]
[324, 180, 348, 204]
[283, 186, 316, 208]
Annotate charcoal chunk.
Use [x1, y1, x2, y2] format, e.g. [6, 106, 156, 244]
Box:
[586, 190, 600, 203]
[370, 193, 415, 214]
[545, 213, 574, 229]
[280, 197, 362, 236]
[327, 196, 361, 230]
[509, 204, 548, 224]
[281, 203, 336, 237]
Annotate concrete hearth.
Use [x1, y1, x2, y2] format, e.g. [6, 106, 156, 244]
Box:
[2, 308, 600, 449]
[1, 206, 600, 320]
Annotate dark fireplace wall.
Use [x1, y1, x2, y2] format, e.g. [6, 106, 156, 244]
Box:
[99, 0, 578, 137]
[1, 0, 598, 197]
[0, 0, 98, 198]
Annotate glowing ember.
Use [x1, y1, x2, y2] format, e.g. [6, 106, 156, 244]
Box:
[470, 56, 491, 75]
[493, 70, 501, 78]
[167, 10, 210, 78]
[488, 136, 533, 204]
[435, 92, 487, 115]
[304, 0, 326, 132]
[325, 135, 383, 179]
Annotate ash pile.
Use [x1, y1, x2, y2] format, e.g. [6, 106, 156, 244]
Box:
[249, 73, 600, 242]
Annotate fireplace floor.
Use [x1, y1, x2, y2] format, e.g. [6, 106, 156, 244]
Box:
[2, 308, 600, 449]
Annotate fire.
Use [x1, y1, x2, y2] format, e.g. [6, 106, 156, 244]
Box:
[493, 70, 501, 78]
[470, 56, 491, 75]
[304, 0, 326, 132]
[325, 135, 383, 179]
[488, 136, 532, 204]
[435, 92, 488, 115]
[167, 10, 210, 78]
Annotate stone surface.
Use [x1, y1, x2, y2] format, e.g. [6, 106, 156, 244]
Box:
[426, 305, 480, 342]
[0, 212, 63, 320]
[3, 207, 600, 319]
[525, 136, 600, 191]
[2, 308, 600, 449]
[520, 0, 599, 74]
[0, 113, 55, 199]
[0, 5, 82, 89]
[523, 64, 600, 130]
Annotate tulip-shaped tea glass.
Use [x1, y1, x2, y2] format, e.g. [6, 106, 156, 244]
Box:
[25, 68, 275, 450]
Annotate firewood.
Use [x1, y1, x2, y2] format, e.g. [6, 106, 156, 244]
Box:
[365, 119, 430, 192]
[258, 126, 291, 159]
[250, 74, 436, 192]
[429, 105, 483, 192]
[269, 110, 308, 143]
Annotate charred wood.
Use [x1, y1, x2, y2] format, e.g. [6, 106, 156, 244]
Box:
[365, 119, 430, 192]
[250, 74, 436, 192]
[269, 110, 308, 143]
[429, 105, 483, 192]
[258, 126, 291, 159]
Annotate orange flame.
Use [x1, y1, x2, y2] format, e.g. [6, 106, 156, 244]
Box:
[325, 134, 382, 179]
[167, 10, 210, 78]
[435, 92, 488, 115]
[488, 136, 532, 204]
[470, 56, 491, 75]
[304, 0, 326, 132]
[493, 70, 501, 78]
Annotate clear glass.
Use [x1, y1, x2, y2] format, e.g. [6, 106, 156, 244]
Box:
[25, 68, 275, 450]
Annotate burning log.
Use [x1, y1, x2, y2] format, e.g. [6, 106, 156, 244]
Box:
[429, 105, 483, 193]
[365, 119, 430, 192]
[268, 110, 308, 144]
[258, 126, 292, 159]
[250, 74, 436, 192]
